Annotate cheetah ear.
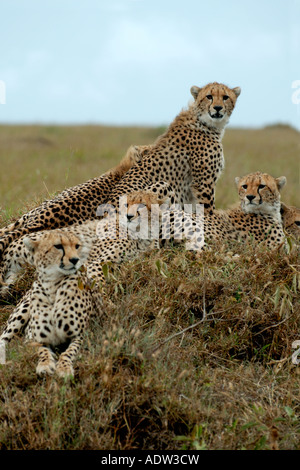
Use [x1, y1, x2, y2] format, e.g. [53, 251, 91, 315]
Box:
[232, 87, 241, 97]
[280, 202, 288, 215]
[23, 236, 38, 252]
[235, 176, 241, 187]
[190, 86, 201, 100]
[276, 176, 286, 190]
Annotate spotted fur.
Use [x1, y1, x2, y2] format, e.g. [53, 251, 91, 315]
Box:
[124, 172, 288, 251]
[0, 146, 141, 258]
[105, 82, 240, 213]
[0, 231, 103, 378]
[235, 172, 286, 221]
[0, 81, 240, 258]
[0, 172, 289, 296]
[0, 195, 160, 295]
[281, 203, 300, 239]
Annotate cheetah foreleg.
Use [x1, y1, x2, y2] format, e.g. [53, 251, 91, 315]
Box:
[36, 345, 57, 376]
[141, 181, 176, 205]
[0, 291, 31, 357]
[56, 335, 83, 378]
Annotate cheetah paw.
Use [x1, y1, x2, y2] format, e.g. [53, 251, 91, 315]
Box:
[36, 361, 56, 376]
[56, 363, 74, 379]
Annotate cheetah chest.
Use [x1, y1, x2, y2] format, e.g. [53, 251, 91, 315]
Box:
[27, 281, 88, 346]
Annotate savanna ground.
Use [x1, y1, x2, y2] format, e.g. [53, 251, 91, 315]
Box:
[0, 123, 299, 450]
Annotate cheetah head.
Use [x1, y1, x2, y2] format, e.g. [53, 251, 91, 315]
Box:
[280, 203, 300, 239]
[235, 172, 286, 220]
[121, 191, 170, 239]
[190, 82, 241, 130]
[23, 230, 90, 279]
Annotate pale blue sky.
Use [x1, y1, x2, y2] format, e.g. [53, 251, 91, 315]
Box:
[0, 0, 299, 129]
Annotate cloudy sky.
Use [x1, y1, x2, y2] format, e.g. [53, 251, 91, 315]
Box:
[0, 0, 299, 129]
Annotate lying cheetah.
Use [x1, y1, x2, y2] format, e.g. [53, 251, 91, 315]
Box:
[105, 82, 241, 213]
[280, 203, 300, 239]
[123, 172, 288, 251]
[0, 187, 166, 294]
[0, 230, 104, 378]
[0, 174, 289, 294]
[235, 171, 286, 221]
[0, 145, 141, 259]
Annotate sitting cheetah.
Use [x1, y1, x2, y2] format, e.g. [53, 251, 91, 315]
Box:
[280, 203, 300, 239]
[0, 230, 104, 378]
[0, 145, 141, 259]
[0, 81, 240, 260]
[123, 172, 288, 251]
[105, 82, 241, 213]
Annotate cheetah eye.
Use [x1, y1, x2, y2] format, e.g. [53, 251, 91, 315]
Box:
[258, 184, 266, 189]
[242, 184, 248, 189]
[75, 244, 81, 249]
[54, 244, 63, 250]
[223, 95, 229, 101]
[206, 94, 213, 100]
[295, 221, 300, 226]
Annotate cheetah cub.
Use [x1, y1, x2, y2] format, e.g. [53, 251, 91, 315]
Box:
[123, 172, 289, 251]
[280, 203, 300, 240]
[0, 230, 103, 378]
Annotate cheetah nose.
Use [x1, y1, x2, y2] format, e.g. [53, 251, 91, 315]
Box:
[127, 214, 135, 221]
[246, 195, 256, 202]
[69, 257, 80, 266]
[214, 106, 223, 112]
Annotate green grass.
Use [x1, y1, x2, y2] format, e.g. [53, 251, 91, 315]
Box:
[0, 124, 299, 450]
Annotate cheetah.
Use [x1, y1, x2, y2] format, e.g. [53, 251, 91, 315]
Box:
[123, 172, 288, 252]
[0, 186, 167, 294]
[0, 145, 141, 259]
[104, 82, 241, 214]
[0, 174, 288, 294]
[0, 81, 240, 281]
[0, 230, 104, 378]
[235, 171, 286, 221]
[0, 81, 240, 258]
[280, 203, 300, 240]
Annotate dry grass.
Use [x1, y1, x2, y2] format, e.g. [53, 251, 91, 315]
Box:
[0, 124, 299, 450]
[220, 124, 300, 209]
[0, 124, 164, 218]
[0, 123, 299, 218]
